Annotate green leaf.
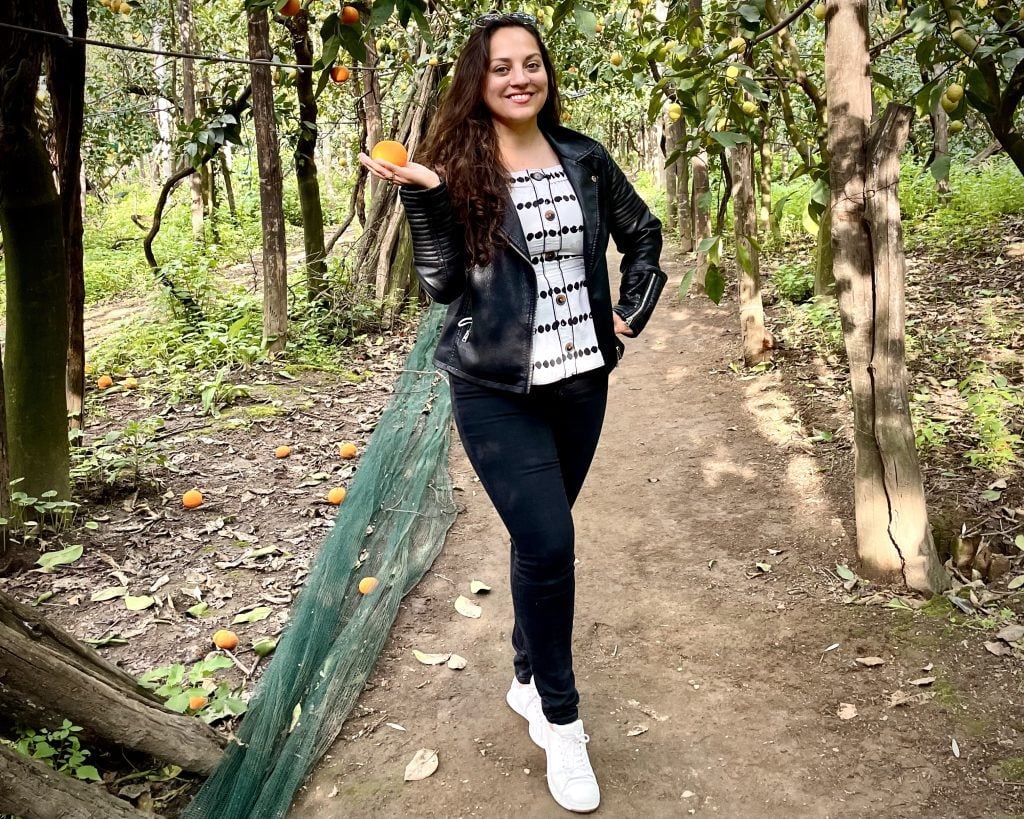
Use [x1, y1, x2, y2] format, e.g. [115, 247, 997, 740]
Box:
[573, 6, 598, 38]
[704, 264, 726, 304]
[1014, 535, 1024, 552]
[232, 605, 273, 624]
[187, 602, 211, 618]
[980, 489, 1002, 502]
[677, 267, 696, 298]
[1008, 575, 1024, 590]
[696, 235, 720, 253]
[125, 595, 156, 611]
[74, 765, 101, 782]
[928, 154, 951, 182]
[36, 544, 84, 572]
[710, 131, 749, 149]
[90, 586, 128, 602]
[163, 692, 192, 713]
[369, 0, 394, 27]
[737, 4, 761, 23]
[836, 564, 857, 581]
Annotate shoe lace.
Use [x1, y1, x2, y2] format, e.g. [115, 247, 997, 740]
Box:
[557, 729, 591, 775]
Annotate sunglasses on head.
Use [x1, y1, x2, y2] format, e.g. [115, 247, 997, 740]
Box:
[474, 11, 537, 27]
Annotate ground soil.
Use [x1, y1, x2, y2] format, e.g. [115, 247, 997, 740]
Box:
[289, 247, 1024, 818]
[3, 243, 1023, 818]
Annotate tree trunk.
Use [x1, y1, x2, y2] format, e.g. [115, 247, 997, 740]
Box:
[0, 743, 152, 819]
[825, 0, 947, 594]
[0, 352, 11, 572]
[153, 23, 174, 179]
[354, 64, 439, 304]
[0, 589, 225, 774]
[0, 10, 70, 504]
[45, 0, 87, 436]
[814, 206, 835, 296]
[361, 33, 384, 203]
[220, 151, 237, 219]
[758, 123, 773, 235]
[690, 151, 711, 295]
[247, 8, 288, 354]
[666, 117, 692, 250]
[665, 124, 678, 231]
[288, 11, 328, 305]
[730, 144, 770, 366]
[178, 0, 204, 239]
[928, 88, 951, 197]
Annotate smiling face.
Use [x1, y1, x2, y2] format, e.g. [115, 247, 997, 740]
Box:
[482, 26, 549, 129]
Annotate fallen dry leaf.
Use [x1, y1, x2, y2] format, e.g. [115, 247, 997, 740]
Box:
[888, 689, 934, 708]
[855, 656, 885, 667]
[984, 640, 1012, 657]
[951, 737, 961, 758]
[469, 580, 491, 594]
[908, 676, 936, 687]
[413, 650, 451, 666]
[447, 654, 467, 670]
[995, 624, 1024, 643]
[404, 749, 439, 782]
[626, 725, 649, 737]
[837, 702, 858, 720]
[454, 595, 482, 618]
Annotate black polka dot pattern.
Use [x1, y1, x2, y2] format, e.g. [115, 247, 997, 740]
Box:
[510, 163, 604, 387]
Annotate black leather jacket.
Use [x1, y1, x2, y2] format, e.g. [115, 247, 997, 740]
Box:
[399, 125, 666, 394]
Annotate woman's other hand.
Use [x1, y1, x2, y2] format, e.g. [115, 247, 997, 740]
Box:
[357, 153, 441, 189]
[613, 312, 635, 337]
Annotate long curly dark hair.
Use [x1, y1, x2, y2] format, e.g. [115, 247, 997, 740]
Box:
[419, 18, 562, 269]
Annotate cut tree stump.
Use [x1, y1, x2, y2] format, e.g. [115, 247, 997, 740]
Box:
[0, 742, 154, 819]
[0, 589, 224, 774]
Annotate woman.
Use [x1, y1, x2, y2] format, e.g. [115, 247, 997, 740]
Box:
[360, 13, 664, 813]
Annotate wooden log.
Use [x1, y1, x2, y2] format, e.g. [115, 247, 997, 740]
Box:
[0, 589, 224, 774]
[0, 742, 153, 819]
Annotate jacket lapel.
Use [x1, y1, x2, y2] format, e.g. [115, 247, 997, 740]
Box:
[500, 197, 531, 262]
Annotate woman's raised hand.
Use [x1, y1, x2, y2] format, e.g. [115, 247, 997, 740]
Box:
[357, 153, 441, 190]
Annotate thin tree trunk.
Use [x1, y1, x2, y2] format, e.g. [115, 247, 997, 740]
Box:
[178, 0, 204, 239]
[0, 589, 225, 774]
[0, 13, 70, 504]
[288, 11, 328, 304]
[0, 351, 11, 572]
[665, 123, 678, 231]
[362, 34, 383, 203]
[690, 151, 711, 295]
[220, 151, 237, 219]
[927, 82, 952, 197]
[247, 8, 288, 354]
[825, 0, 947, 594]
[730, 144, 770, 366]
[675, 121, 692, 251]
[758, 123, 773, 235]
[814, 206, 835, 295]
[0, 744, 151, 819]
[153, 23, 174, 179]
[46, 0, 87, 436]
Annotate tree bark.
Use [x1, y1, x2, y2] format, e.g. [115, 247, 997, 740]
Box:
[0, 6, 71, 505]
[667, 117, 692, 250]
[0, 744, 152, 819]
[247, 8, 288, 354]
[665, 125, 678, 230]
[826, 0, 947, 594]
[0, 590, 225, 774]
[926, 70, 952, 197]
[43, 0, 87, 436]
[814, 206, 835, 296]
[220, 151, 237, 219]
[690, 151, 711, 295]
[178, 0, 204, 239]
[287, 11, 328, 304]
[361, 34, 384, 203]
[758, 123, 773, 235]
[730, 144, 770, 366]
[153, 23, 174, 179]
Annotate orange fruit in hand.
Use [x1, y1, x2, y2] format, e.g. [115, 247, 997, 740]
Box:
[97, 375, 113, 389]
[330, 65, 350, 84]
[189, 695, 208, 710]
[275, 445, 293, 458]
[341, 4, 360, 24]
[358, 576, 379, 594]
[212, 629, 239, 650]
[370, 140, 408, 167]
[280, 0, 301, 15]
[338, 442, 359, 459]
[327, 487, 347, 505]
[182, 489, 204, 509]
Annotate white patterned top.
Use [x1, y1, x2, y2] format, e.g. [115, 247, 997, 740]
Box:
[509, 165, 603, 388]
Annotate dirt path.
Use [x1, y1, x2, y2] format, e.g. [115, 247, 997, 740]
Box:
[287, 247, 1018, 818]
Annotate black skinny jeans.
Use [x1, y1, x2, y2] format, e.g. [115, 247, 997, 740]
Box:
[449, 368, 608, 725]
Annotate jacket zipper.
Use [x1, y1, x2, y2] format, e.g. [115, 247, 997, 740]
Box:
[457, 316, 473, 342]
[623, 272, 659, 327]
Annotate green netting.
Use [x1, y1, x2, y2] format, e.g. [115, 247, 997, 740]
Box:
[183, 303, 456, 819]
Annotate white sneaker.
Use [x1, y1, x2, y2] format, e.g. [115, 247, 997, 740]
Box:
[505, 678, 545, 748]
[541, 719, 601, 813]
